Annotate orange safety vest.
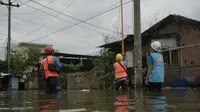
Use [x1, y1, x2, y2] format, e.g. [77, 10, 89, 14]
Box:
[41, 55, 58, 78]
[114, 61, 127, 79]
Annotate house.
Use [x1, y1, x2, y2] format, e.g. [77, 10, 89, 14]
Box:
[99, 14, 200, 83]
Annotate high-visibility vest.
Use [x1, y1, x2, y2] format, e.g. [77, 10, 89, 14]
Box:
[41, 55, 58, 78]
[114, 61, 127, 79]
[149, 52, 164, 82]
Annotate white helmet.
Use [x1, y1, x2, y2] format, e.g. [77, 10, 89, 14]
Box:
[151, 41, 161, 52]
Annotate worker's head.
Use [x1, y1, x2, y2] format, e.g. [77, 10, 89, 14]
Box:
[44, 46, 54, 55]
[149, 41, 161, 52]
[116, 53, 123, 62]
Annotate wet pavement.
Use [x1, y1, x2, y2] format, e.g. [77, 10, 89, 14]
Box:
[0, 89, 199, 112]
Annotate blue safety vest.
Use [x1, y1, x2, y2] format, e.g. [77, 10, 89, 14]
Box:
[149, 52, 165, 82]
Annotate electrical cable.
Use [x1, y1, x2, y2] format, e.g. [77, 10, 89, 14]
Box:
[12, 0, 54, 15]
[26, 0, 77, 35]
[25, 0, 132, 42]
[30, 0, 120, 34]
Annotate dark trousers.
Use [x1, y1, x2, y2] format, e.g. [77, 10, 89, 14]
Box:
[45, 77, 58, 94]
[148, 82, 163, 93]
[115, 78, 128, 91]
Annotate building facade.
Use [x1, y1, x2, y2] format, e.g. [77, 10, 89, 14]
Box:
[100, 14, 200, 84]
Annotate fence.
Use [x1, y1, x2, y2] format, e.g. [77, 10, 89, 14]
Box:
[161, 43, 200, 87]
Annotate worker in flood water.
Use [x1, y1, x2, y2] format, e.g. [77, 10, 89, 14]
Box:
[113, 53, 128, 91]
[145, 41, 164, 93]
[40, 46, 62, 94]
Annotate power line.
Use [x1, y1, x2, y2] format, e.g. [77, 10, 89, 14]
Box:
[15, 0, 131, 36]
[29, 0, 119, 34]
[11, 16, 115, 42]
[0, 13, 8, 17]
[25, 0, 132, 42]
[15, 0, 31, 6]
[11, 0, 131, 45]
[26, 0, 77, 35]
[82, 0, 131, 26]
[16, 1, 104, 35]
[0, 32, 7, 36]
[12, 16, 40, 25]
[12, 0, 18, 3]
[12, 0, 54, 15]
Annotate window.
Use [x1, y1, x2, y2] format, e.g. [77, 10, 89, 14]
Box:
[162, 50, 179, 65]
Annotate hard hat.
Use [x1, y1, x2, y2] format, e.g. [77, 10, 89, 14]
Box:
[116, 53, 123, 62]
[151, 41, 161, 52]
[44, 46, 54, 54]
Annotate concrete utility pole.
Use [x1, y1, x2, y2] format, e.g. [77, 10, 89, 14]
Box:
[133, 0, 142, 86]
[0, 0, 20, 74]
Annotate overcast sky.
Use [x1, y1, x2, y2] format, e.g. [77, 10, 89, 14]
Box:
[0, 0, 200, 59]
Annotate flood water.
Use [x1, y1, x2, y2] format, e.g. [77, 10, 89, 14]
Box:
[0, 89, 200, 112]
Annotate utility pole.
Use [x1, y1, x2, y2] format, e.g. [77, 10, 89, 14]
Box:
[133, 0, 142, 87]
[0, 0, 20, 74]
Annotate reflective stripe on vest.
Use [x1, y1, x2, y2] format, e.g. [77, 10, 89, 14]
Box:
[42, 55, 58, 78]
[114, 61, 127, 79]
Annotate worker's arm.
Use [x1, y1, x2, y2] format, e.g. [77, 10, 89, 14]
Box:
[40, 63, 43, 70]
[39, 63, 45, 79]
[124, 55, 128, 66]
[145, 55, 154, 82]
[54, 58, 62, 69]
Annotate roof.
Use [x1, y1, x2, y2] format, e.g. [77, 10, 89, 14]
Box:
[142, 14, 200, 35]
[99, 34, 133, 48]
[99, 14, 200, 48]
[19, 42, 52, 47]
[41, 52, 98, 59]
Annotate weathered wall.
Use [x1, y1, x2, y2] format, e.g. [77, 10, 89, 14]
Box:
[24, 77, 39, 90]
[24, 72, 103, 90]
[66, 72, 103, 90]
[179, 25, 200, 77]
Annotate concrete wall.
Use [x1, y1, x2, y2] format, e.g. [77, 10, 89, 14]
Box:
[24, 72, 103, 90]
[67, 72, 102, 90]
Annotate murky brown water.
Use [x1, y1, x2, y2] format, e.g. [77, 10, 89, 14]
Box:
[0, 89, 199, 112]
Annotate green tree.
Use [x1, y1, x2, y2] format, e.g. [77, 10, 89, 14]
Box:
[92, 49, 115, 88]
[0, 59, 7, 73]
[10, 47, 40, 75]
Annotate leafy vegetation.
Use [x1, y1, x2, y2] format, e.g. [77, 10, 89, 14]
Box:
[92, 49, 115, 88]
[0, 47, 40, 75]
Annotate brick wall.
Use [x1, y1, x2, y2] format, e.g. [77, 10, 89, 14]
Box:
[180, 25, 200, 77]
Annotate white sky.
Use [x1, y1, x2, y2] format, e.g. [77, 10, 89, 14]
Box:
[0, 0, 200, 59]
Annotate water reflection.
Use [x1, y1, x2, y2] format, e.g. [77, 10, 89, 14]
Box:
[114, 95, 128, 112]
[147, 93, 167, 112]
[0, 89, 199, 111]
[40, 91, 62, 112]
